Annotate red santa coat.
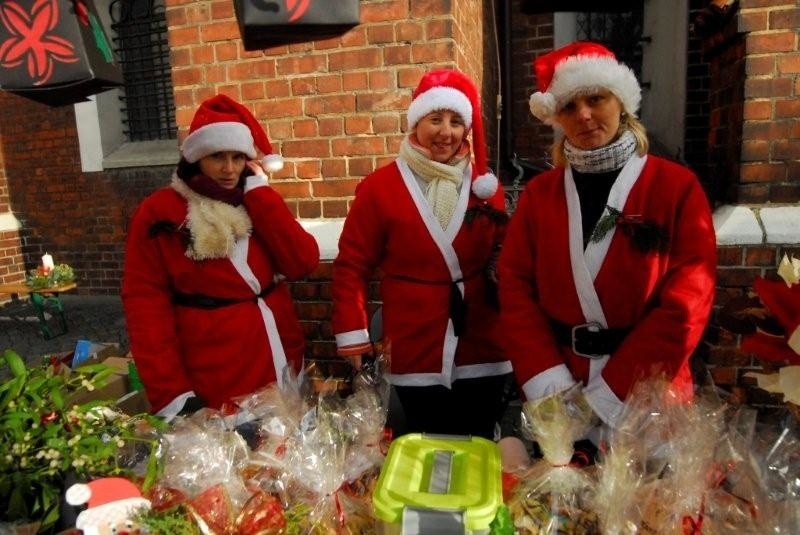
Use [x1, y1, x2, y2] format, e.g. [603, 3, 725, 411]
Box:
[332, 159, 511, 387]
[498, 155, 716, 426]
[122, 176, 319, 413]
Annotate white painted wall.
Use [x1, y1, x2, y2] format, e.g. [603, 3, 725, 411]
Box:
[640, 0, 689, 160]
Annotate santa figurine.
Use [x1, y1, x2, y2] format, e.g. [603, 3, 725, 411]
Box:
[65, 477, 150, 535]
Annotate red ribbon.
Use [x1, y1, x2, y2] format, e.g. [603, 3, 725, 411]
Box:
[74, 0, 89, 26]
[615, 214, 643, 225]
[333, 487, 346, 530]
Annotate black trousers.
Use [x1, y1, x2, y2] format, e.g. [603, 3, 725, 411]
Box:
[393, 373, 514, 440]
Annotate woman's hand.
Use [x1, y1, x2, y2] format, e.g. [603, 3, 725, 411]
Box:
[246, 160, 268, 178]
[244, 161, 269, 192]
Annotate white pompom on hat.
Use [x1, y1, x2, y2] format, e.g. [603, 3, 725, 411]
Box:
[181, 94, 284, 172]
[529, 41, 642, 125]
[407, 69, 499, 200]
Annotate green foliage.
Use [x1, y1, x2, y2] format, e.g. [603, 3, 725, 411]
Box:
[590, 206, 622, 244]
[0, 349, 159, 532]
[590, 206, 670, 253]
[26, 264, 76, 289]
[132, 505, 202, 535]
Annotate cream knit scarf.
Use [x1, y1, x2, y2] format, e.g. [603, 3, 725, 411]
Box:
[399, 136, 469, 230]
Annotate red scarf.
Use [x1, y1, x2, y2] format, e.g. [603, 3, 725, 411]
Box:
[186, 174, 243, 206]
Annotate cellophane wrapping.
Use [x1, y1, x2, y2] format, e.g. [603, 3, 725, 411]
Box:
[592, 376, 800, 534]
[146, 357, 390, 533]
[507, 384, 599, 534]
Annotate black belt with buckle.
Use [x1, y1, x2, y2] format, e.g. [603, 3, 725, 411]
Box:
[172, 280, 278, 309]
[550, 320, 630, 359]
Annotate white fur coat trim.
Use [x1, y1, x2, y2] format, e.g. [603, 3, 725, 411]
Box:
[171, 177, 252, 260]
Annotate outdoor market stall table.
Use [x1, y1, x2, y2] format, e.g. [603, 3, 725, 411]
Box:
[0, 282, 77, 339]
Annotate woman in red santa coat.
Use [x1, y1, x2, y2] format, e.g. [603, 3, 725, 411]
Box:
[498, 42, 717, 432]
[122, 95, 319, 418]
[332, 69, 512, 439]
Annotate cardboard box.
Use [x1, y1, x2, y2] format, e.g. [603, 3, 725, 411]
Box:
[67, 346, 150, 414]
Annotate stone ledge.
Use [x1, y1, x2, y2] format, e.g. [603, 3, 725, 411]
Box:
[303, 206, 796, 262]
[300, 219, 344, 261]
[0, 212, 20, 233]
[761, 206, 800, 245]
[713, 204, 800, 247]
[103, 140, 179, 169]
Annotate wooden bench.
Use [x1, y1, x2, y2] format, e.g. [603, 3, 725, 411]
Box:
[0, 282, 77, 339]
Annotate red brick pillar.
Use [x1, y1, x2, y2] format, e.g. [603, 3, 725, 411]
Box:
[0, 141, 25, 287]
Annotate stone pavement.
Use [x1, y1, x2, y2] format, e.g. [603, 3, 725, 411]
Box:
[0, 295, 129, 371]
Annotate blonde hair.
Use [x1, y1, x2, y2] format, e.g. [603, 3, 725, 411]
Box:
[550, 108, 649, 168]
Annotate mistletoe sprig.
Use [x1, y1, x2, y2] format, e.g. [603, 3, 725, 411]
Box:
[590, 206, 670, 254]
[0, 349, 163, 531]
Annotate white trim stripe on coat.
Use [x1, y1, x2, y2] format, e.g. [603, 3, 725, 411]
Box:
[563, 154, 647, 423]
[396, 158, 472, 388]
[335, 329, 370, 348]
[521, 364, 578, 401]
[229, 238, 288, 388]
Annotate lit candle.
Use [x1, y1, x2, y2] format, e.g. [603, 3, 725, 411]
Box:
[42, 253, 54, 272]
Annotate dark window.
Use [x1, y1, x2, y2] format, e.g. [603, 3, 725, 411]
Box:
[576, 8, 645, 83]
[110, 0, 176, 141]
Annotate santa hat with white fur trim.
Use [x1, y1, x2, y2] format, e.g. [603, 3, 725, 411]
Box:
[407, 69, 498, 200]
[529, 41, 641, 125]
[181, 94, 283, 172]
[65, 477, 151, 532]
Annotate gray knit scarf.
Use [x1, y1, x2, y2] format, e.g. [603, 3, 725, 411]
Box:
[564, 130, 637, 173]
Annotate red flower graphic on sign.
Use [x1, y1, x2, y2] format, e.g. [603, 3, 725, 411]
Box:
[0, 0, 79, 85]
[285, 0, 310, 22]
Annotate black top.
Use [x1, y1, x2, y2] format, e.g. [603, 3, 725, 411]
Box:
[572, 168, 621, 249]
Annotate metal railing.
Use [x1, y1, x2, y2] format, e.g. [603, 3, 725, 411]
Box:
[504, 154, 551, 214]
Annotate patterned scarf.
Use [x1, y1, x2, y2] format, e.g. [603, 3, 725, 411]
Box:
[564, 130, 637, 173]
[399, 136, 469, 230]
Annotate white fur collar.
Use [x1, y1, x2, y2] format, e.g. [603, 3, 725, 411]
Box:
[171, 176, 252, 260]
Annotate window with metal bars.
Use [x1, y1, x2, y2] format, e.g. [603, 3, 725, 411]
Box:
[576, 8, 645, 83]
[109, 0, 176, 141]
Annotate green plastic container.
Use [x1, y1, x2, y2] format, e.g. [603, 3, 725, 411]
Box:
[373, 433, 502, 534]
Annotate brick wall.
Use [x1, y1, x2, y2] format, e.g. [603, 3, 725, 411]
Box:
[705, 241, 800, 409]
[685, 0, 713, 199]
[0, 92, 174, 294]
[288, 261, 381, 360]
[165, 0, 497, 218]
[509, 3, 553, 170]
[698, 0, 800, 409]
[704, 10, 746, 204]
[737, 0, 800, 203]
[0, 137, 24, 286]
